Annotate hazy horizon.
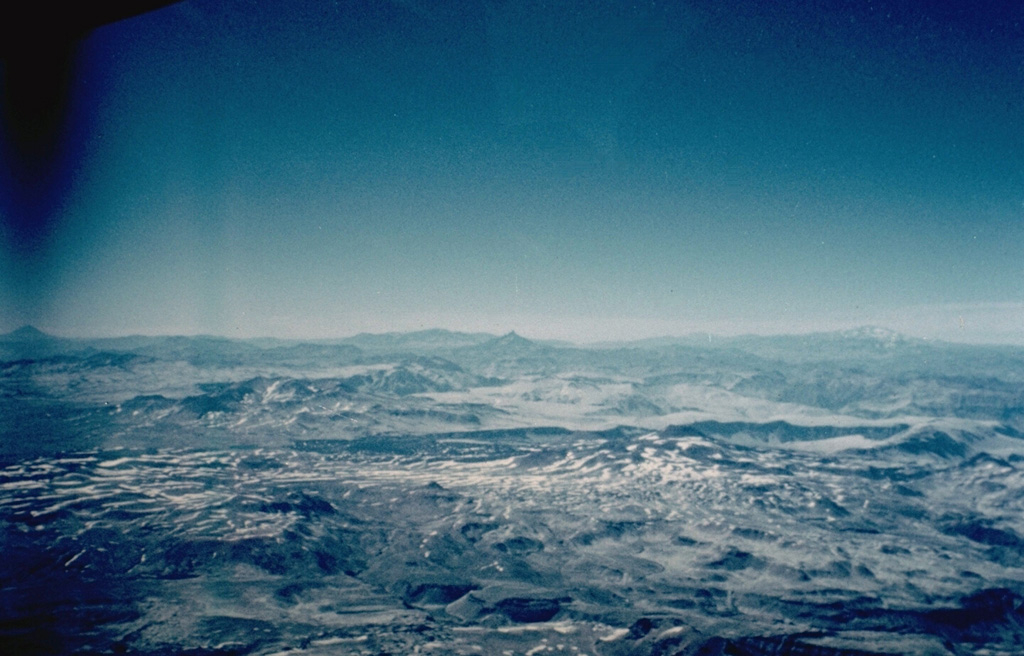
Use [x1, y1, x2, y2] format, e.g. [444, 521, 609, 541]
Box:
[7, 314, 1024, 348]
[3, 1, 1022, 346]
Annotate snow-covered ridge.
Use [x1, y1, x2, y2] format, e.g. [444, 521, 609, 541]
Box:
[3, 427, 1023, 653]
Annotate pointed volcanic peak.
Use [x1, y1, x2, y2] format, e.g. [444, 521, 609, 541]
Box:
[0, 325, 76, 359]
[1, 325, 55, 342]
[448, 331, 569, 376]
[475, 331, 546, 355]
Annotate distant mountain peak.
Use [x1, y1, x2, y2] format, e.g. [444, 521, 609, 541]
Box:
[494, 331, 533, 346]
[4, 325, 53, 341]
[464, 331, 543, 355]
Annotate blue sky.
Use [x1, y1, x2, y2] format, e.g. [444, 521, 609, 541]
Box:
[2, 0, 1022, 343]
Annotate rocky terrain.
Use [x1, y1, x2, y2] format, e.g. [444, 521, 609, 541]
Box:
[2, 326, 1023, 654]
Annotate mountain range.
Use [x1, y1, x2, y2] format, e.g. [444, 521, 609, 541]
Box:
[2, 326, 1023, 654]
